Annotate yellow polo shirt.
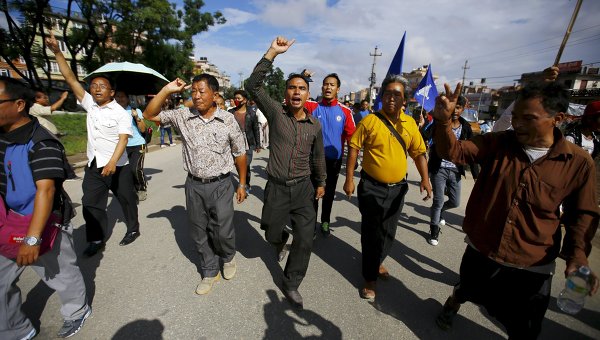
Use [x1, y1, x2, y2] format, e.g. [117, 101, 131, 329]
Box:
[349, 110, 426, 183]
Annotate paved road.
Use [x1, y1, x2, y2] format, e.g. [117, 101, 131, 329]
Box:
[21, 146, 600, 339]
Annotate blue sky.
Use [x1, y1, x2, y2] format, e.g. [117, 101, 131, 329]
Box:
[186, 0, 600, 95]
[11, 0, 600, 95]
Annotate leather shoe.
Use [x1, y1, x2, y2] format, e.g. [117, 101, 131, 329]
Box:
[378, 265, 390, 280]
[83, 242, 105, 257]
[119, 231, 140, 246]
[283, 289, 303, 309]
[360, 281, 376, 299]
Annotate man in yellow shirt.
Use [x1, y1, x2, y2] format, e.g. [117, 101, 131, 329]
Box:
[344, 74, 432, 299]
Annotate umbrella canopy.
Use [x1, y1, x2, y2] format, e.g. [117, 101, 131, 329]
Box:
[84, 62, 169, 95]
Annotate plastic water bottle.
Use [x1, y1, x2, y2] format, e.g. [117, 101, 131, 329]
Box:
[557, 266, 592, 314]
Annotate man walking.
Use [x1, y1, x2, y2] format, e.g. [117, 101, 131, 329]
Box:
[115, 91, 149, 202]
[433, 82, 598, 338]
[305, 73, 356, 236]
[228, 90, 261, 191]
[344, 74, 432, 300]
[30, 89, 68, 135]
[424, 95, 478, 246]
[247, 36, 326, 309]
[144, 74, 247, 295]
[46, 32, 140, 256]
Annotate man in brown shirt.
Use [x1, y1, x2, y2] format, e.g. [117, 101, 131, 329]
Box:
[432, 82, 599, 338]
[247, 36, 326, 309]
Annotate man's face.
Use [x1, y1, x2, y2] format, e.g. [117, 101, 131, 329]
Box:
[512, 97, 562, 147]
[361, 101, 369, 111]
[215, 97, 225, 110]
[381, 82, 405, 116]
[35, 92, 50, 106]
[452, 104, 464, 121]
[89, 77, 114, 106]
[233, 94, 246, 108]
[0, 81, 26, 131]
[285, 77, 309, 111]
[114, 91, 129, 109]
[321, 76, 339, 101]
[191, 80, 216, 113]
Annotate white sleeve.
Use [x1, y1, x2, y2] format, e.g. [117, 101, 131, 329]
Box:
[492, 101, 515, 132]
[117, 109, 133, 136]
[78, 92, 95, 112]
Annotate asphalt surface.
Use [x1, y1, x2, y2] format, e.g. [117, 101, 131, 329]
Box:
[19, 145, 600, 339]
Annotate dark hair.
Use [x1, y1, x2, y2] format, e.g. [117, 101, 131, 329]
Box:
[88, 74, 116, 90]
[234, 89, 248, 99]
[517, 82, 568, 117]
[0, 76, 34, 113]
[192, 74, 219, 92]
[323, 73, 341, 87]
[457, 96, 467, 107]
[380, 74, 411, 99]
[286, 73, 310, 89]
[361, 99, 369, 105]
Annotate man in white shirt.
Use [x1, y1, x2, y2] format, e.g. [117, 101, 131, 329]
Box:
[29, 90, 68, 135]
[46, 32, 140, 256]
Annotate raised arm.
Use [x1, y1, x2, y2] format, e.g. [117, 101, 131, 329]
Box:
[50, 91, 69, 112]
[45, 31, 85, 102]
[143, 78, 187, 122]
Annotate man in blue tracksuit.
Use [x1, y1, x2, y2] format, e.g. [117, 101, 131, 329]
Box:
[305, 73, 356, 236]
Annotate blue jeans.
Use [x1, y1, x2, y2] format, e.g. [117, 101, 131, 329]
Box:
[160, 126, 172, 145]
[430, 167, 461, 226]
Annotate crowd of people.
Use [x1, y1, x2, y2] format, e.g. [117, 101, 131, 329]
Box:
[0, 33, 598, 340]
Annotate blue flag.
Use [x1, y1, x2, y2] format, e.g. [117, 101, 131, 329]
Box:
[374, 32, 406, 111]
[413, 64, 438, 112]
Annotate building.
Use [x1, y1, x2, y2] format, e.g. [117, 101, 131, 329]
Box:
[190, 55, 231, 88]
[403, 65, 439, 93]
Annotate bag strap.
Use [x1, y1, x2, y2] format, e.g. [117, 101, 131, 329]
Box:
[374, 112, 407, 155]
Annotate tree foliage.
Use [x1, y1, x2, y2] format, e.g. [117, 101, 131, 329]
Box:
[251, 64, 286, 103]
[0, 0, 224, 90]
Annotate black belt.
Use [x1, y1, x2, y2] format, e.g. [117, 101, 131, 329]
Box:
[361, 170, 406, 187]
[187, 172, 230, 183]
[268, 175, 309, 187]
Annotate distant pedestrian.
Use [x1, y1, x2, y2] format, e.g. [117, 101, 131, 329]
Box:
[433, 82, 598, 338]
[29, 89, 68, 135]
[115, 91, 148, 202]
[228, 90, 262, 191]
[247, 36, 326, 309]
[144, 74, 247, 295]
[159, 99, 176, 148]
[47, 31, 141, 256]
[344, 73, 432, 300]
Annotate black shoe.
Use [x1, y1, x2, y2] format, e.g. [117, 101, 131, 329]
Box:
[436, 296, 460, 331]
[283, 289, 303, 309]
[119, 231, 140, 246]
[83, 242, 105, 257]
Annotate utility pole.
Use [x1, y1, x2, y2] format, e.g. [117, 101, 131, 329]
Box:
[461, 59, 469, 94]
[368, 46, 382, 106]
[238, 72, 244, 89]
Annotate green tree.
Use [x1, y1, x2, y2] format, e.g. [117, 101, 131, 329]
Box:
[248, 64, 286, 103]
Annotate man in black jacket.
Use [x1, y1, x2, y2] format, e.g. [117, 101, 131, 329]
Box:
[229, 90, 261, 190]
[424, 96, 478, 246]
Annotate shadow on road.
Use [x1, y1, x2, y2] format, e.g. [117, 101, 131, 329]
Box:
[262, 289, 342, 340]
[147, 205, 202, 274]
[112, 318, 165, 340]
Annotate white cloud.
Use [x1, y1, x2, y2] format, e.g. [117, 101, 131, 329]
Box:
[194, 0, 600, 96]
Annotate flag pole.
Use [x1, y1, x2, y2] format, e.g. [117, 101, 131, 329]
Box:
[554, 0, 583, 66]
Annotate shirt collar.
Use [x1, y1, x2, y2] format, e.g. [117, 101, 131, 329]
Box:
[187, 107, 225, 123]
[0, 119, 35, 144]
[320, 98, 338, 107]
[547, 128, 574, 159]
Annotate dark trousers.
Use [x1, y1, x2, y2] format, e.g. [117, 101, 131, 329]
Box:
[313, 158, 343, 223]
[185, 174, 236, 278]
[126, 144, 147, 192]
[246, 148, 254, 186]
[454, 246, 552, 339]
[82, 159, 139, 242]
[357, 175, 408, 282]
[261, 178, 315, 290]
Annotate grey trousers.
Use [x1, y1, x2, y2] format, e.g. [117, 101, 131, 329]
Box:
[430, 167, 461, 226]
[185, 174, 236, 278]
[0, 225, 89, 340]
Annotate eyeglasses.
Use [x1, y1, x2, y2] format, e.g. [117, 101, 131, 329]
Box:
[0, 98, 18, 105]
[90, 84, 109, 90]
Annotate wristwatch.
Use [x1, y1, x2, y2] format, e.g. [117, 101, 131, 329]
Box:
[23, 236, 42, 246]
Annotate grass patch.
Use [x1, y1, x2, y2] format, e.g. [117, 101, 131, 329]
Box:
[47, 114, 159, 156]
